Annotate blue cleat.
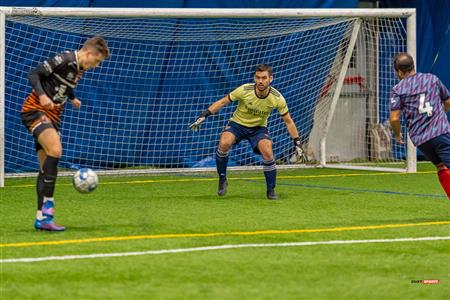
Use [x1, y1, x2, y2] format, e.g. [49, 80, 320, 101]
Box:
[35, 199, 65, 231]
[34, 219, 43, 230]
[40, 220, 65, 231]
[35, 218, 65, 231]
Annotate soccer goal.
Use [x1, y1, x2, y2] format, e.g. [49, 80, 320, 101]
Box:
[0, 7, 416, 186]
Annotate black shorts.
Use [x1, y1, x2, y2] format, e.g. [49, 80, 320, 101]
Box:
[223, 121, 271, 155]
[418, 133, 450, 168]
[21, 110, 58, 152]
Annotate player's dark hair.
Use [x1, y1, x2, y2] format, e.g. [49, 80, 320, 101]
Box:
[83, 36, 110, 59]
[255, 64, 273, 76]
[393, 53, 414, 73]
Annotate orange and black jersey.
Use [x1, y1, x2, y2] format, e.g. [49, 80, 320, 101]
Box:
[28, 50, 84, 105]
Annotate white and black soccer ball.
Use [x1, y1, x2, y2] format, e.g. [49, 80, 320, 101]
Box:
[73, 168, 98, 193]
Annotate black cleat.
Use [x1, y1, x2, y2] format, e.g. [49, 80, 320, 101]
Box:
[218, 178, 228, 196]
[266, 189, 278, 200]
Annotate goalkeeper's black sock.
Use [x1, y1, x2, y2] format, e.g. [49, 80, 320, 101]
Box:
[42, 155, 59, 198]
[263, 158, 276, 191]
[36, 169, 45, 210]
[216, 148, 229, 179]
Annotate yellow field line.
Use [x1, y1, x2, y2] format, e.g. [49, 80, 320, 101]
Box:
[4, 170, 436, 188]
[2, 220, 449, 248]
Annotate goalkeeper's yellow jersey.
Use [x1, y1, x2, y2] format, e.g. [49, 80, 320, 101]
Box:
[228, 83, 289, 127]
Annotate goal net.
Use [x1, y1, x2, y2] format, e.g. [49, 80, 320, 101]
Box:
[0, 8, 416, 183]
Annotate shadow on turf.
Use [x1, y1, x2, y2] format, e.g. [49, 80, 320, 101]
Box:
[214, 194, 284, 202]
[12, 223, 153, 233]
[173, 191, 285, 202]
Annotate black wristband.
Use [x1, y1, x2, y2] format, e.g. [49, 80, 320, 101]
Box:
[293, 137, 301, 146]
[200, 109, 212, 118]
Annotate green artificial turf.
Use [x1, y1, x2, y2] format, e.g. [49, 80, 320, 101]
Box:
[1, 164, 449, 299]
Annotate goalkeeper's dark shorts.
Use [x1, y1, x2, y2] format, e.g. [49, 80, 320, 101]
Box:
[223, 121, 271, 155]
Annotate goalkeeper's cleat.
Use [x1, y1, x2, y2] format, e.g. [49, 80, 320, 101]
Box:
[217, 178, 228, 196]
[266, 189, 278, 200]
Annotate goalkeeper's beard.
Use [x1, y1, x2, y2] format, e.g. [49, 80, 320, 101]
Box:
[257, 83, 268, 91]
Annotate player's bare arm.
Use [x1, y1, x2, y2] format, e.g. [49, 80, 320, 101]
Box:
[444, 98, 450, 112]
[208, 95, 231, 114]
[389, 109, 403, 144]
[281, 112, 299, 139]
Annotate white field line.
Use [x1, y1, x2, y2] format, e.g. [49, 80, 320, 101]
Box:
[2, 236, 449, 264]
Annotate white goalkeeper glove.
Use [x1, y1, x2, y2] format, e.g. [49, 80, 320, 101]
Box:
[293, 137, 307, 163]
[189, 109, 212, 131]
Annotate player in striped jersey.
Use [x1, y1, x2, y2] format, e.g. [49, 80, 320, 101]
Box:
[190, 64, 306, 200]
[390, 53, 450, 198]
[21, 36, 110, 231]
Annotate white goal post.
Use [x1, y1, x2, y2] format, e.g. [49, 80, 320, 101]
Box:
[0, 8, 416, 186]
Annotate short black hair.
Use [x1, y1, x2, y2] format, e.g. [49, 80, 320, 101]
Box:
[254, 64, 273, 76]
[393, 52, 414, 73]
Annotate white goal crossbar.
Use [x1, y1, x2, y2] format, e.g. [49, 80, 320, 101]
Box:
[0, 7, 415, 18]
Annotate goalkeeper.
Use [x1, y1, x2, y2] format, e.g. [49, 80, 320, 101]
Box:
[190, 64, 306, 200]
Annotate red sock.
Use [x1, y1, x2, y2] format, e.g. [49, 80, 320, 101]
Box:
[437, 169, 450, 199]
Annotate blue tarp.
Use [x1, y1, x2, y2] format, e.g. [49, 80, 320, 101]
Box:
[2, 0, 448, 85]
[380, 0, 450, 88]
[1, 0, 358, 8]
[4, 16, 350, 171]
[3, 0, 360, 172]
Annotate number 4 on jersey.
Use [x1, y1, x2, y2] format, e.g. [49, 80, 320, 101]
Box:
[419, 93, 433, 117]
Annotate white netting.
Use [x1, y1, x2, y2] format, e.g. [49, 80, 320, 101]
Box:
[2, 14, 408, 175]
[308, 18, 407, 167]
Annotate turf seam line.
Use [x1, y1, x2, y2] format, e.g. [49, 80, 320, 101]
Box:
[2, 236, 449, 263]
[2, 220, 449, 248]
[272, 182, 447, 198]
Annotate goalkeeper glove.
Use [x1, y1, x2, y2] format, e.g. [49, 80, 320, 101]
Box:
[189, 109, 212, 131]
[293, 137, 307, 163]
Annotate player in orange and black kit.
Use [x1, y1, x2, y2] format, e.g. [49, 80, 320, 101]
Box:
[21, 36, 110, 231]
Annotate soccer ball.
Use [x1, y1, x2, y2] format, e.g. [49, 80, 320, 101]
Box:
[73, 168, 98, 193]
